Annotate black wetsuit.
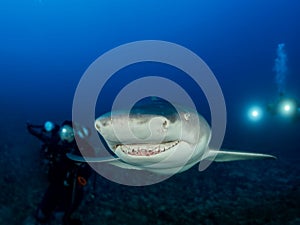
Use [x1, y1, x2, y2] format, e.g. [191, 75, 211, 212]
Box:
[27, 123, 92, 225]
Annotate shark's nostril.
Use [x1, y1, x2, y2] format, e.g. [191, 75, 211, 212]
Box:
[184, 113, 191, 121]
[163, 120, 169, 128]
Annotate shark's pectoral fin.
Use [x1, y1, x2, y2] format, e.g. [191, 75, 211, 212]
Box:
[202, 150, 277, 162]
[66, 153, 120, 163]
[108, 161, 143, 170]
[66, 153, 142, 170]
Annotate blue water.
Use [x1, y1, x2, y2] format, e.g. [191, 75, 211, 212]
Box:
[0, 1, 300, 224]
[2, 0, 299, 155]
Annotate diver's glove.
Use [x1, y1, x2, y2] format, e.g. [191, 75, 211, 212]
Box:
[26, 122, 44, 137]
[26, 121, 33, 131]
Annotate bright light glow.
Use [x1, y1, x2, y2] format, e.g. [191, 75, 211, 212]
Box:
[248, 106, 263, 121]
[284, 104, 291, 111]
[251, 110, 259, 117]
[44, 121, 54, 132]
[279, 100, 296, 116]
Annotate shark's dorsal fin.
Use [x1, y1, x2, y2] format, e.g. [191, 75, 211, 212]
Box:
[203, 150, 277, 162]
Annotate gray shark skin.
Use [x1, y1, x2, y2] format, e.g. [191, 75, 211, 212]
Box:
[72, 98, 276, 175]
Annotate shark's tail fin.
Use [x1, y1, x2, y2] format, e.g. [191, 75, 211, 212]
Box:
[203, 149, 277, 162]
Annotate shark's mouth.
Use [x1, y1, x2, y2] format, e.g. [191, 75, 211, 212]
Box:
[116, 140, 180, 157]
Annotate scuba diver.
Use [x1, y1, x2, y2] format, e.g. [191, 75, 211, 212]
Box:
[26, 120, 93, 225]
[266, 92, 300, 121]
[269, 43, 300, 121]
[249, 43, 300, 123]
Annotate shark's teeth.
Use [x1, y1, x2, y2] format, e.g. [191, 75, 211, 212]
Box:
[119, 140, 179, 156]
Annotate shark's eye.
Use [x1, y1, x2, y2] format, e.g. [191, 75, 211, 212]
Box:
[95, 121, 101, 130]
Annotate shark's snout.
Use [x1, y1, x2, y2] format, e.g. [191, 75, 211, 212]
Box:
[95, 114, 172, 145]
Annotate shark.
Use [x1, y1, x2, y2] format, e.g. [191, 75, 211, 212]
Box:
[69, 97, 276, 175]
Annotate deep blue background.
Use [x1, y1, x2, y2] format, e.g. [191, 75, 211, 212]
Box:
[1, 0, 299, 158]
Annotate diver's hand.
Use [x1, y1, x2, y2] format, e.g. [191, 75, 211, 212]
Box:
[26, 121, 32, 130]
